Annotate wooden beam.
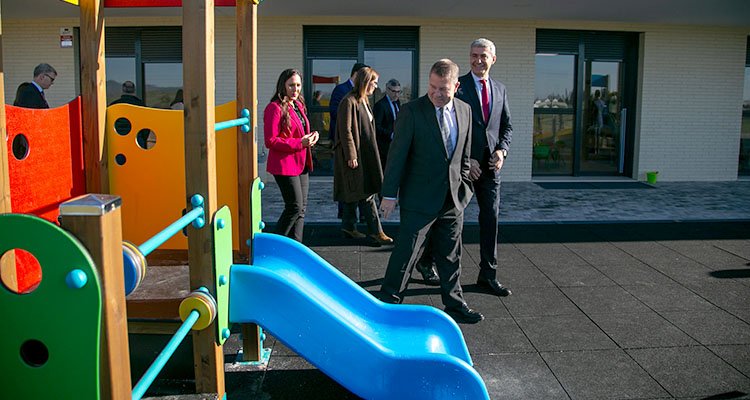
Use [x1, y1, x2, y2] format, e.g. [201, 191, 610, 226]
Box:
[79, 0, 108, 194]
[0, 5, 17, 292]
[59, 195, 131, 400]
[182, 0, 225, 396]
[236, 0, 263, 363]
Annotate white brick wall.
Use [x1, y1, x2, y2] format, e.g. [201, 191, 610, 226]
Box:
[2, 16, 747, 182]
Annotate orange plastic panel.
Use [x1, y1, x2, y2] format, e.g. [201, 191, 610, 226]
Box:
[5, 98, 85, 293]
[106, 102, 239, 250]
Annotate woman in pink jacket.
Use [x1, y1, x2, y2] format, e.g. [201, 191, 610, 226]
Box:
[264, 68, 319, 242]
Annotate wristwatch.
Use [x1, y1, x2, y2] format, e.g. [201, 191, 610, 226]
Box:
[499, 149, 508, 158]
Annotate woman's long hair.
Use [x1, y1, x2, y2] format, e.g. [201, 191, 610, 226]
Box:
[351, 67, 379, 103]
[270, 68, 305, 131]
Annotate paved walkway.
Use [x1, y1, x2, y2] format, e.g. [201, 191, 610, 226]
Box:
[262, 178, 750, 224]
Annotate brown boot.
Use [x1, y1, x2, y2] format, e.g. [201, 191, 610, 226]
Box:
[342, 228, 366, 239]
[369, 232, 394, 245]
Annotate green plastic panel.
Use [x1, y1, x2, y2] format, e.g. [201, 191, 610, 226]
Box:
[251, 177, 263, 240]
[0, 214, 101, 399]
[213, 206, 232, 346]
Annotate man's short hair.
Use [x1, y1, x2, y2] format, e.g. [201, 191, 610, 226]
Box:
[122, 81, 136, 94]
[33, 63, 57, 78]
[351, 62, 369, 77]
[471, 38, 496, 57]
[430, 59, 459, 82]
[386, 78, 401, 89]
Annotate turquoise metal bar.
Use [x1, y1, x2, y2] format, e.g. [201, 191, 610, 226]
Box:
[138, 206, 204, 256]
[131, 309, 200, 400]
[215, 108, 251, 132]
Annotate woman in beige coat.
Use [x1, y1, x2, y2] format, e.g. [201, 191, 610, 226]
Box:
[333, 67, 393, 245]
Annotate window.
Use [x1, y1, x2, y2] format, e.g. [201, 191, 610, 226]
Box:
[739, 38, 750, 176]
[303, 26, 419, 176]
[104, 27, 182, 108]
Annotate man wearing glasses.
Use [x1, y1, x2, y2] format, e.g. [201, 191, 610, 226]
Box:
[373, 78, 402, 170]
[14, 63, 57, 109]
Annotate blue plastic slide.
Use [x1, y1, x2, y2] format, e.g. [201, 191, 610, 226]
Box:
[229, 233, 490, 400]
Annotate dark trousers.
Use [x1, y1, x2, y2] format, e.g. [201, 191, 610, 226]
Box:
[381, 194, 465, 309]
[473, 166, 501, 279]
[342, 195, 382, 234]
[273, 172, 309, 242]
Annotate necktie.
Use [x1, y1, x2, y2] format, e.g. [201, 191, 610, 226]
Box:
[480, 79, 490, 123]
[439, 106, 454, 157]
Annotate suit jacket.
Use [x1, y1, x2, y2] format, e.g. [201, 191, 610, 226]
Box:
[382, 95, 473, 217]
[14, 82, 49, 109]
[333, 94, 383, 203]
[328, 80, 353, 140]
[263, 99, 313, 176]
[109, 94, 145, 107]
[456, 73, 512, 164]
[373, 95, 399, 164]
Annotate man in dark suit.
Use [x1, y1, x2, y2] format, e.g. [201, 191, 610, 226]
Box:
[109, 81, 145, 106]
[13, 63, 57, 109]
[373, 78, 401, 170]
[379, 59, 483, 324]
[455, 38, 513, 297]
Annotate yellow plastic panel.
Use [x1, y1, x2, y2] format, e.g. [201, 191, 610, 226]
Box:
[106, 102, 240, 250]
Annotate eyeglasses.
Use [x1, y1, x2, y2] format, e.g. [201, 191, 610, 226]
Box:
[388, 88, 402, 94]
[44, 74, 56, 83]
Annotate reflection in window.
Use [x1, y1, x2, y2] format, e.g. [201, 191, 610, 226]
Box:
[105, 57, 136, 105]
[144, 63, 183, 109]
[740, 66, 750, 175]
[534, 54, 575, 175]
[364, 50, 413, 104]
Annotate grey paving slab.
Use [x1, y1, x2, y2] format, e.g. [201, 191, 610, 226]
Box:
[541, 349, 669, 400]
[594, 262, 677, 286]
[460, 291, 511, 319]
[714, 240, 750, 261]
[515, 314, 618, 352]
[588, 311, 698, 349]
[562, 286, 652, 315]
[709, 344, 750, 377]
[657, 240, 750, 270]
[501, 287, 582, 317]
[680, 281, 750, 311]
[472, 353, 569, 400]
[660, 309, 750, 345]
[627, 346, 750, 398]
[622, 283, 717, 312]
[536, 263, 618, 287]
[497, 265, 556, 288]
[564, 241, 644, 267]
[514, 243, 590, 267]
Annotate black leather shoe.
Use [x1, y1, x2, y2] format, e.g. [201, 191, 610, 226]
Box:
[379, 292, 401, 304]
[444, 304, 484, 324]
[477, 277, 512, 297]
[416, 263, 440, 286]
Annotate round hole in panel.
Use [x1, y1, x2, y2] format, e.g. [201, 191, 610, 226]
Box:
[114, 118, 132, 136]
[20, 339, 49, 367]
[115, 153, 127, 166]
[1, 248, 42, 294]
[136, 129, 157, 150]
[11, 134, 30, 160]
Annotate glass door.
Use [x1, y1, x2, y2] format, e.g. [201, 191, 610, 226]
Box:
[581, 61, 624, 174]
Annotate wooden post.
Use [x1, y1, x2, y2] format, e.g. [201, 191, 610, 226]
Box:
[236, 0, 263, 363]
[183, 0, 225, 396]
[59, 195, 131, 400]
[0, 6, 17, 292]
[79, 0, 108, 194]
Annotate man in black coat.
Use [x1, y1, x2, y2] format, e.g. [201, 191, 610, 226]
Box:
[109, 81, 145, 106]
[14, 63, 57, 109]
[373, 78, 401, 170]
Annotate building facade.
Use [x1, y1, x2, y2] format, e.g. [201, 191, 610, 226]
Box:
[2, 2, 749, 181]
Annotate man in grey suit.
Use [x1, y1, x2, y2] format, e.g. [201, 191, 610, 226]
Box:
[379, 59, 483, 324]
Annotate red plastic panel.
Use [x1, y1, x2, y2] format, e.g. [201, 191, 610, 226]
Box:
[5, 97, 85, 292]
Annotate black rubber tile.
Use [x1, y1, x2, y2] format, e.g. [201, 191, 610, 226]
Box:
[708, 344, 750, 377]
[588, 311, 698, 349]
[497, 265, 556, 288]
[627, 346, 750, 398]
[501, 287, 581, 317]
[658, 240, 750, 270]
[515, 243, 590, 267]
[472, 353, 568, 400]
[536, 263, 617, 287]
[622, 283, 716, 312]
[460, 318, 534, 355]
[263, 356, 360, 399]
[714, 240, 750, 261]
[565, 241, 643, 267]
[594, 262, 676, 286]
[459, 291, 510, 319]
[516, 314, 618, 351]
[562, 286, 651, 315]
[542, 349, 668, 400]
[681, 281, 750, 311]
[660, 310, 750, 345]
[497, 243, 536, 267]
